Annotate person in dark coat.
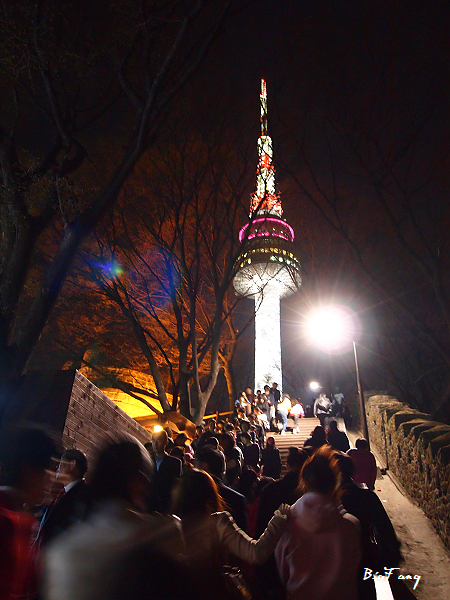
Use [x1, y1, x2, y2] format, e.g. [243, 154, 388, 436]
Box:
[271, 382, 281, 406]
[303, 425, 328, 452]
[241, 432, 261, 470]
[150, 430, 182, 513]
[261, 436, 282, 480]
[336, 453, 402, 600]
[261, 385, 276, 431]
[37, 448, 90, 546]
[326, 420, 350, 452]
[248, 413, 265, 448]
[195, 445, 248, 532]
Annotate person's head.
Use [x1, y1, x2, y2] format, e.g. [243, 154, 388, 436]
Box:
[241, 431, 251, 446]
[171, 468, 224, 519]
[355, 438, 369, 450]
[286, 447, 309, 472]
[240, 391, 247, 399]
[57, 449, 88, 485]
[164, 426, 173, 440]
[335, 452, 354, 485]
[195, 446, 225, 479]
[299, 447, 341, 498]
[174, 433, 188, 447]
[282, 393, 290, 401]
[245, 387, 253, 396]
[266, 436, 276, 448]
[240, 419, 250, 432]
[152, 430, 168, 457]
[195, 425, 204, 437]
[319, 392, 325, 398]
[272, 382, 278, 389]
[311, 425, 327, 445]
[89, 438, 153, 511]
[256, 389, 261, 396]
[264, 385, 270, 395]
[238, 468, 258, 500]
[170, 446, 185, 462]
[220, 432, 236, 453]
[328, 420, 338, 432]
[0, 426, 57, 506]
[224, 422, 235, 433]
[205, 436, 220, 449]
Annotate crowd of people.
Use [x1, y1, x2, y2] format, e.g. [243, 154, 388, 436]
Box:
[235, 383, 307, 435]
[235, 384, 352, 435]
[0, 403, 402, 600]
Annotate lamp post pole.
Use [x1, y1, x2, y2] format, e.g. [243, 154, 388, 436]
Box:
[353, 340, 370, 446]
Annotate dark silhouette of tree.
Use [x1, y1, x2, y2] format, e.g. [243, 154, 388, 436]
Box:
[0, 0, 238, 425]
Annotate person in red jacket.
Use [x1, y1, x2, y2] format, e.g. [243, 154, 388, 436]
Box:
[347, 438, 377, 490]
[0, 426, 57, 600]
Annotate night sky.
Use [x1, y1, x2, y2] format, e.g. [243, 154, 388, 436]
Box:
[25, 0, 450, 416]
[186, 1, 450, 410]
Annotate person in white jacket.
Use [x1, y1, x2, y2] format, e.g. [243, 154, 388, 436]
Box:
[172, 468, 289, 600]
[275, 447, 361, 600]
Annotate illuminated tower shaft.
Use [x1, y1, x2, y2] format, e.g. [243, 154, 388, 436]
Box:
[233, 80, 301, 392]
[254, 283, 282, 391]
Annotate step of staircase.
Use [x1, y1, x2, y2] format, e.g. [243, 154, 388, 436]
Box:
[270, 417, 320, 472]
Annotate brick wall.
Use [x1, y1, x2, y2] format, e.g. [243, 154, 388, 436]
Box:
[366, 394, 450, 550]
[61, 371, 152, 472]
[0, 370, 151, 479]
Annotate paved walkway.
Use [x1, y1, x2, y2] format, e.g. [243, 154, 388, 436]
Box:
[346, 430, 450, 600]
[270, 418, 450, 600]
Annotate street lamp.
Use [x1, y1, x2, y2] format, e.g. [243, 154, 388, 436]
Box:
[303, 305, 370, 445]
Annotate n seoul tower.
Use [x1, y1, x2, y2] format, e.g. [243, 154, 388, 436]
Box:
[233, 79, 301, 392]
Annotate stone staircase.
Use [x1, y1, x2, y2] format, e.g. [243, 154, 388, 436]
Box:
[271, 417, 319, 472]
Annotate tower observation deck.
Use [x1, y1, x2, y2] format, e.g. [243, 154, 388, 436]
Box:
[233, 79, 301, 392]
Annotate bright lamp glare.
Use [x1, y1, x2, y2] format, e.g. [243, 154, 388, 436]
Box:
[310, 381, 320, 390]
[304, 305, 357, 352]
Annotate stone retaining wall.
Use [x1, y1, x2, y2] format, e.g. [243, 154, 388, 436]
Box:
[62, 371, 152, 474]
[366, 394, 450, 550]
[0, 370, 152, 480]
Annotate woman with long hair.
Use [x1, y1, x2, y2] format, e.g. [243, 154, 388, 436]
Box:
[275, 447, 361, 600]
[172, 468, 289, 600]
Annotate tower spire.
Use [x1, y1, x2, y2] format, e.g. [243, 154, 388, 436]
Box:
[250, 78, 282, 216]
